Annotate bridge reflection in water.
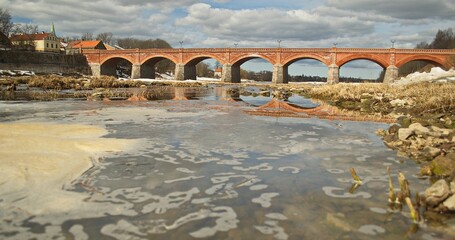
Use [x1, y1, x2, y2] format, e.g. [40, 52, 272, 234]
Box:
[113, 86, 396, 123]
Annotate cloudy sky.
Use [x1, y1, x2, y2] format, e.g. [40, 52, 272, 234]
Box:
[2, 0, 454, 78]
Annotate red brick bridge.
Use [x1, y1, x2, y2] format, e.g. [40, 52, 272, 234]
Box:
[82, 48, 455, 84]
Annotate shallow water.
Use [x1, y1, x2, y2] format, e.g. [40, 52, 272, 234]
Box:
[0, 86, 453, 239]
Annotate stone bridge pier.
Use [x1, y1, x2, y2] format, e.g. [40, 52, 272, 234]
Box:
[221, 64, 241, 83]
[383, 65, 399, 84]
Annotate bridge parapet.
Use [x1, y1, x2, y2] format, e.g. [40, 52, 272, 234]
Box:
[395, 49, 455, 54]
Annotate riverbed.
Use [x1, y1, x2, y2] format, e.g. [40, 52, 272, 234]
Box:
[0, 86, 453, 239]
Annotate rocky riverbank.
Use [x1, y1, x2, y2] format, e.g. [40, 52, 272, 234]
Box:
[287, 76, 455, 213]
[288, 81, 455, 173]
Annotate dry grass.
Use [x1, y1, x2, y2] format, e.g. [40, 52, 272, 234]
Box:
[89, 76, 144, 88]
[295, 82, 455, 114]
[28, 75, 85, 90]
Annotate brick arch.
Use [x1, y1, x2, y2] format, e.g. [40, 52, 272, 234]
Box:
[141, 55, 178, 65]
[100, 56, 134, 77]
[231, 54, 276, 66]
[396, 55, 451, 69]
[184, 54, 226, 65]
[283, 54, 330, 67]
[100, 55, 134, 65]
[337, 54, 389, 68]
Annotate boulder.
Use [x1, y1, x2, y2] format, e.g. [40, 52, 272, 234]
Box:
[431, 154, 455, 177]
[424, 179, 451, 207]
[442, 195, 455, 211]
[398, 128, 414, 141]
[409, 123, 430, 135]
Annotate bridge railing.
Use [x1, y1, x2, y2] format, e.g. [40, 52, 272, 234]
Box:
[81, 48, 455, 55]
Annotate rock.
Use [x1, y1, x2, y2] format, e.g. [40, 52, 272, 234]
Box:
[442, 195, 455, 211]
[423, 146, 441, 158]
[451, 179, 455, 193]
[431, 154, 455, 177]
[424, 179, 451, 207]
[409, 123, 430, 136]
[397, 116, 412, 128]
[419, 163, 432, 176]
[388, 124, 401, 135]
[383, 134, 397, 143]
[259, 91, 270, 97]
[390, 99, 407, 107]
[375, 129, 387, 137]
[398, 128, 414, 141]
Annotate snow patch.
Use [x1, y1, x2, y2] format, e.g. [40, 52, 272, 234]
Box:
[393, 67, 455, 85]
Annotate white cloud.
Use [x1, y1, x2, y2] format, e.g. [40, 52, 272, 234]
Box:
[176, 3, 374, 43]
[328, 0, 455, 20]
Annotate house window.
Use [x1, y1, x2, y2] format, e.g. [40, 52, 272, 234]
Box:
[51, 43, 53, 48]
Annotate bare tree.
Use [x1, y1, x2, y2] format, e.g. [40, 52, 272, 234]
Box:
[96, 32, 113, 44]
[10, 23, 39, 50]
[11, 23, 38, 35]
[81, 32, 93, 41]
[0, 8, 13, 35]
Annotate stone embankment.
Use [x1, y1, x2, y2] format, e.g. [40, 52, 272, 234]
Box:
[0, 50, 91, 75]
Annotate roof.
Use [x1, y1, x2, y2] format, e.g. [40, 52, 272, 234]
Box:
[67, 40, 104, 49]
[10, 33, 50, 41]
[103, 43, 124, 50]
[215, 68, 222, 72]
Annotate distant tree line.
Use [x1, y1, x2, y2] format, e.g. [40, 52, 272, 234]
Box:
[399, 28, 455, 76]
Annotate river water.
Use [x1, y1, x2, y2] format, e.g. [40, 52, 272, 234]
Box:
[0, 86, 453, 239]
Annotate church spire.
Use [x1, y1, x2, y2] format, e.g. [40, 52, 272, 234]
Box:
[51, 22, 56, 36]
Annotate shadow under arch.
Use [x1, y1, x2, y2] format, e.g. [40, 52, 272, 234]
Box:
[396, 56, 451, 78]
[101, 57, 133, 78]
[141, 56, 176, 79]
[396, 55, 451, 69]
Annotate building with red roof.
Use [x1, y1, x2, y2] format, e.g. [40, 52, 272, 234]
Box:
[9, 24, 60, 52]
[214, 68, 222, 78]
[66, 40, 106, 54]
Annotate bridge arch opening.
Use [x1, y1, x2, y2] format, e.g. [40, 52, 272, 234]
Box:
[141, 57, 176, 79]
[398, 59, 447, 78]
[339, 59, 385, 83]
[232, 57, 274, 82]
[101, 57, 133, 78]
[184, 56, 224, 80]
[285, 58, 328, 83]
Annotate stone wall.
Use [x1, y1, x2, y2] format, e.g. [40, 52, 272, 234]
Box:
[0, 50, 91, 75]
